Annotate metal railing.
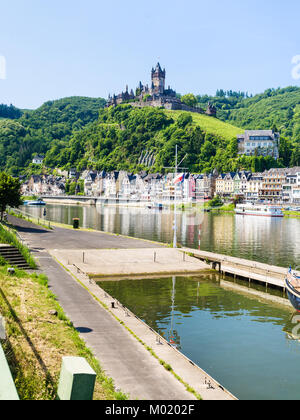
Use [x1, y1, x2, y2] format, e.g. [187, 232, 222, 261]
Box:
[9, 208, 52, 230]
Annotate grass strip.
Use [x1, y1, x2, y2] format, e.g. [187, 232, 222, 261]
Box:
[0, 265, 128, 400]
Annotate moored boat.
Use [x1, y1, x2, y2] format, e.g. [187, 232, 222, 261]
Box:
[235, 203, 284, 217]
[25, 199, 46, 206]
[147, 202, 163, 210]
[285, 268, 300, 311]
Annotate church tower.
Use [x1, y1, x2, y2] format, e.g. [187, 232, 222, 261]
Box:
[151, 63, 166, 95]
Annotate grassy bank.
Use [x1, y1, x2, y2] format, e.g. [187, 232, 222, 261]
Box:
[284, 210, 300, 218]
[209, 203, 235, 213]
[0, 223, 37, 269]
[0, 265, 128, 400]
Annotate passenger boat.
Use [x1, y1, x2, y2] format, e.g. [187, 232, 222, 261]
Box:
[285, 268, 300, 312]
[25, 199, 46, 206]
[235, 203, 284, 217]
[147, 202, 163, 210]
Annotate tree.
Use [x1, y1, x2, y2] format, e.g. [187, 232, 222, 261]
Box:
[291, 147, 300, 166]
[0, 172, 22, 219]
[181, 94, 197, 108]
[176, 113, 192, 128]
[278, 137, 293, 167]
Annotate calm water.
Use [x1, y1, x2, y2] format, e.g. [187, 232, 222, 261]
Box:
[22, 203, 300, 268]
[98, 274, 300, 401]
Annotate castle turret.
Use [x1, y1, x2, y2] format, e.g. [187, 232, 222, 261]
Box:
[151, 62, 165, 95]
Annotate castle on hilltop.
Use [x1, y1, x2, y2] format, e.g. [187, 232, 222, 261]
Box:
[107, 63, 216, 117]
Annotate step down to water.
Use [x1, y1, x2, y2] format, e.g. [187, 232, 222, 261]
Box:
[0, 244, 30, 269]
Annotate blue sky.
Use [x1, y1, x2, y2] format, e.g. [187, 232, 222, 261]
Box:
[0, 0, 300, 109]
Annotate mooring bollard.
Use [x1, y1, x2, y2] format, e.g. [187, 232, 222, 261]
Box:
[57, 357, 96, 400]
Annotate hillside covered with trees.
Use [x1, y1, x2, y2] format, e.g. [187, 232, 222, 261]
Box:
[0, 96, 106, 176]
[197, 86, 300, 148]
[0, 87, 299, 177]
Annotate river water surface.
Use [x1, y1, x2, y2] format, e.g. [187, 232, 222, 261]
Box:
[23, 203, 300, 268]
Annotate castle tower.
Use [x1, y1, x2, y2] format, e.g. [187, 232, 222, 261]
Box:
[151, 63, 165, 95]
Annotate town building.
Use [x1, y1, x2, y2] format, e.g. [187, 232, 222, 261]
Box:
[260, 168, 287, 202]
[292, 172, 300, 203]
[32, 155, 44, 165]
[245, 173, 264, 200]
[237, 130, 280, 159]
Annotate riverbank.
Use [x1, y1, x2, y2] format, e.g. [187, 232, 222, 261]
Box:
[41, 196, 300, 219]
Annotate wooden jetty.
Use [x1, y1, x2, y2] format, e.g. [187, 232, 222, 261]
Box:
[181, 247, 298, 293]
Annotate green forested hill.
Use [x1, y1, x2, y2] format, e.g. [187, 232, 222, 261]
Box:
[224, 88, 300, 139]
[195, 86, 300, 168]
[197, 87, 300, 141]
[43, 105, 285, 174]
[0, 96, 106, 175]
[0, 89, 299, 177]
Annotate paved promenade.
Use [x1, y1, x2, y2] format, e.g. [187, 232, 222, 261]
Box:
[7, 215, 234, 400]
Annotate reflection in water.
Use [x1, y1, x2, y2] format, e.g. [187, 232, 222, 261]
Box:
[23, 203, 300, 268]
[98, 274, 300, 401]
[168, 276, 181, 350]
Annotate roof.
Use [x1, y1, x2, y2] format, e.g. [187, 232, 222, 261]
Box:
[237, 130, 279, 139]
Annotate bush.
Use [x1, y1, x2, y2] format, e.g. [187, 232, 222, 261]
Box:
[208, 195, 223, 208]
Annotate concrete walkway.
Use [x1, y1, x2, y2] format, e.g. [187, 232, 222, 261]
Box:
[50, 248, 209, 279]
[7, 215, 163, 251]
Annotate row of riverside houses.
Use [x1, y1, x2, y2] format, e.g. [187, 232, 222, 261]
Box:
[216, 167, 300, 203]
[21, 174, 66, 196]
[21, 167, 300, 204]
[21, 170, 218, 202]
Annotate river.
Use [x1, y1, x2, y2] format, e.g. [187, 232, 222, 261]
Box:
[22, 203, 300, 268]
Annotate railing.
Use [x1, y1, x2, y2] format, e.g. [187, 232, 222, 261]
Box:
[9, 208, 52, 230]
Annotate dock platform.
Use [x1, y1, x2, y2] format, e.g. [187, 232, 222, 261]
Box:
[181, 247, 297, 292]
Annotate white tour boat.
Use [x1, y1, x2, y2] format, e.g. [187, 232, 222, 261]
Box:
[235, 203, 284, 217]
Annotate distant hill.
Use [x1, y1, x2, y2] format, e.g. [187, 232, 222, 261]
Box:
[42, 105, 286, 174]
[197, 86, 300, 141]
[0, 96, 106, 176]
